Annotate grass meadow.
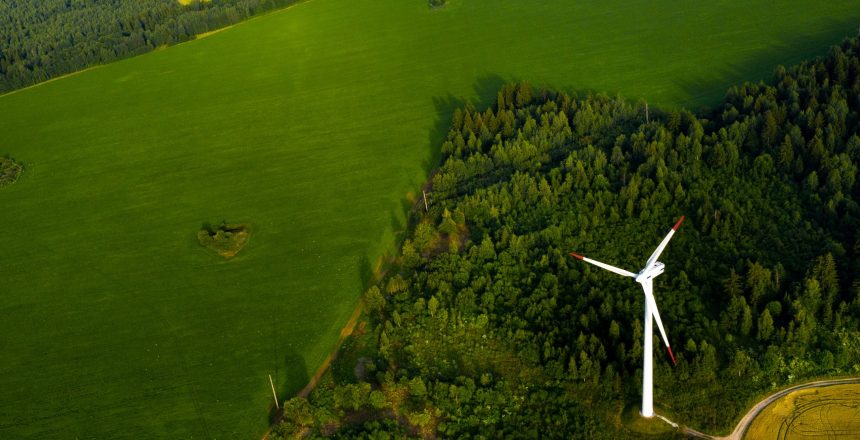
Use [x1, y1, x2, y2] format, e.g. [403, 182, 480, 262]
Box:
[1, 0, 859, 437]
[745, 384, 860, 439]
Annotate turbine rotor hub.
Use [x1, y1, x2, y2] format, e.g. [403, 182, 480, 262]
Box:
[636, 261, 665, 283]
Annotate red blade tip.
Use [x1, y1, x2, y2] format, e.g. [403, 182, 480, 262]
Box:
[672, 215, 685, 231]
[570, 252, 584, 260]
[667, 347, 677, 366]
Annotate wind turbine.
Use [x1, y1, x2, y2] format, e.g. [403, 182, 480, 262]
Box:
[570, 216, 684, 418]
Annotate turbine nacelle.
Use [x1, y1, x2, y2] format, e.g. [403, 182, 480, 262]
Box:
[635, 261, 665, 283]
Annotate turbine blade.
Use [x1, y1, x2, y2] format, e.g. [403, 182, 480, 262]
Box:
[645, 292, 669, 346]
[644, 216, 684, 271]
[642, 282, 678, 365]
[570, 253, 636, 278]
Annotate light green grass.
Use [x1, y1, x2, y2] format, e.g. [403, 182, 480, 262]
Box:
[1, 0, 859, 438]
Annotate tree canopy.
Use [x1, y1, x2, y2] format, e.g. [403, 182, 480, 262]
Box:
[0, 0, 297, 93]
[273, 37, 860, 438]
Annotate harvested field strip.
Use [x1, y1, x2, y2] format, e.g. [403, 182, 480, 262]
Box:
[745, 384, 860, 439]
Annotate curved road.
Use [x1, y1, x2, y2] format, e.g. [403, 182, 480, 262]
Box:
[680, 377, 860, 439]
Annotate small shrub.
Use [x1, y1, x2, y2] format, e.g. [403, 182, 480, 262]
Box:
[0, 156, 23, 188]
[198, 221, 250, 258]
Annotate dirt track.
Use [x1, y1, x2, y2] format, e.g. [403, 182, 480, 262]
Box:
[297, 304, 364, 398]
[260, 302, 364, 440]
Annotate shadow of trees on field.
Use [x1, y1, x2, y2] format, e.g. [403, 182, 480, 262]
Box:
[358, 254, 373, 290]
[352, 74, 510, 302]
[345, 13, 860, 327]
[282, 350, 309, 394]
[269, 346, 308, 422]
[673, 16, 859, 113]
[273, 15, 860, 429]
[425, 74, 506, 178]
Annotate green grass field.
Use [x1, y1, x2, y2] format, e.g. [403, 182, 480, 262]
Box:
[745, 384, 860, 439]
[1, 0, 859, 437]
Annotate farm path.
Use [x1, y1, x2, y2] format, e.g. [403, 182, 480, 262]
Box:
[680, 377, 860, 439]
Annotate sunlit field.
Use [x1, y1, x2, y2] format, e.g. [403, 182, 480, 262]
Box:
[745, 384, 860, 439]
[1, 0, 859, 437]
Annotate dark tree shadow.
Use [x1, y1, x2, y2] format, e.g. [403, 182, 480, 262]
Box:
[473, 74, 506, 105]
[282, 349, 309, 394]
[269, 347, 309, 422]
[358, 253, 373, 289]
[426, 94, 464, 177]
[424, 74, 506, 177]
[673, 16, 859, 113]
[391, 207, 406, 243]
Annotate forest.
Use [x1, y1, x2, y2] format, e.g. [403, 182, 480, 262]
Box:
[272, 37, 860, 438]
[0, 0, 295, 93]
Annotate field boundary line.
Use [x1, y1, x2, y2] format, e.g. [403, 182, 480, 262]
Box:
[193, 0, 313, 41]
[259, 301, 364, 440]
[0, 0, 313, 100]
[262, 251, 400, 439]
[0, 65, 104, 99]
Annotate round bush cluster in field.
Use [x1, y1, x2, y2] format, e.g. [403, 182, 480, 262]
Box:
[0, 156, 22, 188]
[197, 221, 251, 258]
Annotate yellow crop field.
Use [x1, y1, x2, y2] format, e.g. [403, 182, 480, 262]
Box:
[745, 384, 860, 439]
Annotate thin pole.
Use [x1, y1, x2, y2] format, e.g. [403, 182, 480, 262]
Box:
[645, 102, 650, 124]
[268, 374, 279, 409]
[422, 190, 429, 212]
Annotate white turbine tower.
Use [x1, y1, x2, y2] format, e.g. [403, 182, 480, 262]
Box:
[570, 216, 684, 418]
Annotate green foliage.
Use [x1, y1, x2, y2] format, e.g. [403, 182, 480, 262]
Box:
[407, 377, 426, 398]
[757, 309, 774, 341]
[413, 222, 438, 255]
[385, 275, 408, 295]
[0, 0, 298, 93]
[368, 390, 387, 409]
[197, 221, 250, 258]
[364, 286, 387, 319]
[280, 38, 860, 436]
[275, 398, 315, 436]
[0, 156, 22, 187]
[4, 0, 860, 437]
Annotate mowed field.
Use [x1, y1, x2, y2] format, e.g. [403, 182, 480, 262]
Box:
[2, 0, 860, 438]
[745, 384, 860, 439]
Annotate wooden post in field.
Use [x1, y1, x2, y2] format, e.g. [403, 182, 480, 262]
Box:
[268, 374, 279, 409]
[645, 102, 650, 124]
[422, 190, 429, 212]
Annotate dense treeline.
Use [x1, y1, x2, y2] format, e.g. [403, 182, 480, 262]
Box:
[0, 0, 296, 93]
[273, 38, 860, 438]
